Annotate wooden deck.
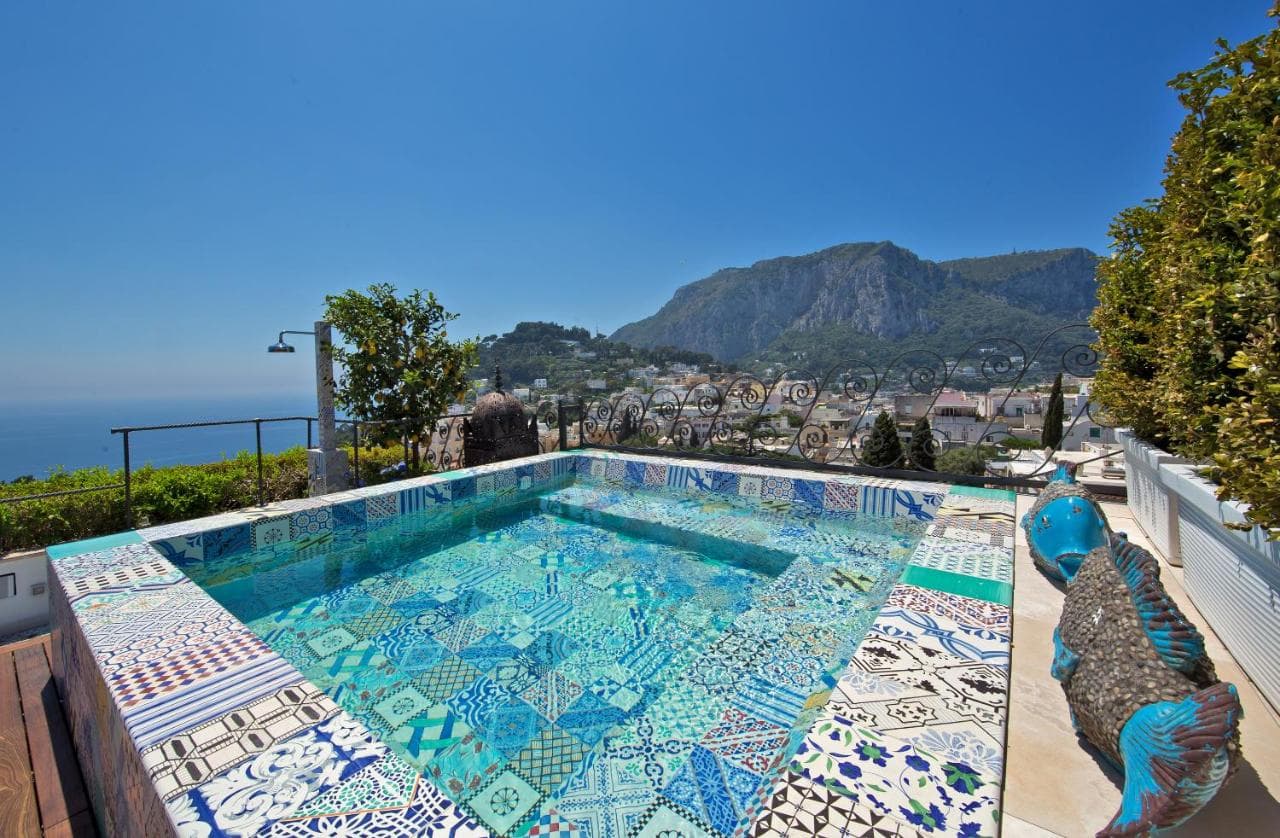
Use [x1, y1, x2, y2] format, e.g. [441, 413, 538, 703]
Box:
[0, 635, 96, 837]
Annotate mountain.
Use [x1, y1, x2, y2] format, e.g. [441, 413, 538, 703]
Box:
[610, 242, 1099, 372]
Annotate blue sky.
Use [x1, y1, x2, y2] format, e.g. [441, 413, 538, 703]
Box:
[0, 1, 1271, 402]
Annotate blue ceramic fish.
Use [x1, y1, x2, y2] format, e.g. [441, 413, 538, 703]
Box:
[1031, 466, 1242, 835]
[1022, 464, 1108, 582]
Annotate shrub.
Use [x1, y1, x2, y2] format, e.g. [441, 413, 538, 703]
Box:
[2, 447, 306, 551]
[0, 466, 126, 553]
[1000, 436, 1045, 451]
[345, 443, 437, 487]
[131, 465, 235, 522]
[1092, 7, 1280, 537]
[0, 441, 464, 552]
[937, 445, 995, 476]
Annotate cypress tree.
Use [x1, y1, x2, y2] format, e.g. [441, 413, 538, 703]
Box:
[908, 416, 936, 471]
[1042, 373, 1065, 450]
[616, 409, 637, 444]
[863, 411, 904, 468]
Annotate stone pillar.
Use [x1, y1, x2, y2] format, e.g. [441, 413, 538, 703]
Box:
[315, 321, 338, 452]
[308, 320, 348, 495]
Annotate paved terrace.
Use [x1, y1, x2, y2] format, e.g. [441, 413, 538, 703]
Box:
[1002, 496, 1280, 836]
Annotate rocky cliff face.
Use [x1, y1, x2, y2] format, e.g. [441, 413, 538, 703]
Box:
[939, 247, 1100, 321]
[611, 241, 1099, 362]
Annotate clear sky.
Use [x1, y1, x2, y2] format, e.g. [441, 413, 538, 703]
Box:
[0, 1, 1271, 402]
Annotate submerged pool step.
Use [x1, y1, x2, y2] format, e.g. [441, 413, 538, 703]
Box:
[539, 487, 799, 578]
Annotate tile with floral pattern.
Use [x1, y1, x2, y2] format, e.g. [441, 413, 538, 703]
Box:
[789, 714, 1000, 837]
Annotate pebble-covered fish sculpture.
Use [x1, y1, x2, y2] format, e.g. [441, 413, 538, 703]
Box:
[1023, 465, 1242, 836]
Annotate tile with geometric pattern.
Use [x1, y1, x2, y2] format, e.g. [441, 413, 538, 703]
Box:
[55, 452, 1020, 838]
[751, 768, 865, 838]
[884, 585, 1011, 633]
[142, 680, 341, 800]
[908, 536, 1012, 583]
[512, 724, 593, 795]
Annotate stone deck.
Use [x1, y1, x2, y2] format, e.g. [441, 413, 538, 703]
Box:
[1001, 495, 1280, 836]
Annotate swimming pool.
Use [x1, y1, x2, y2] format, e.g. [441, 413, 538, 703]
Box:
[47, 451, 1015, 837]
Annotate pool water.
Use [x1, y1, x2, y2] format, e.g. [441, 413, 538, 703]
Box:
[185, 478, 923, 836]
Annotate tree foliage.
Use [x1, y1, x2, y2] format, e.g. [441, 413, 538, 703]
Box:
[937, 445, 995, 476]
[1041, 373, 1065, 450]
[862, 411, 904, 468]
[908, 416, 937, 471]
[474, 321, 715, 394]
[1092, 6, 1280, 536]
[325, 284, 478, 470]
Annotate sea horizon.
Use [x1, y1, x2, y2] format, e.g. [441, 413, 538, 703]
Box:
[0, 393, 320, 482]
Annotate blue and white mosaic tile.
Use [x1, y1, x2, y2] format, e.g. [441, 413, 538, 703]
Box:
[50, 451, 1013, 838]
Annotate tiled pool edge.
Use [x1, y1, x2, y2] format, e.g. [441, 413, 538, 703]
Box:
[750, 488, 1016, 837]
[47, 451, 1015, 838]
[49, 555, 172, 835]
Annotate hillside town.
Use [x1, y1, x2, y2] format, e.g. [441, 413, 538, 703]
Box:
[453, 354, 1122, 486]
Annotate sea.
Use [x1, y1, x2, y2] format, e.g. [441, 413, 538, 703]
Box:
[0, 395, 321, 482]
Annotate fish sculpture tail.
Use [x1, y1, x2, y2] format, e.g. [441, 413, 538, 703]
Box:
[1100, 682, 1243, 836]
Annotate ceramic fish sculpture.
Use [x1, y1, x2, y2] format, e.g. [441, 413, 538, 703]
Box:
[1021, 464, 1108, 582]
[1029, 466, 1242, 836]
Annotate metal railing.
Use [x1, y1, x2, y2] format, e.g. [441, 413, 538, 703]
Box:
[0, 402, 573, 551]
[575, 323, 1124, 494]
[112, 416, 317, 526]
[0, 336, 1122, 551]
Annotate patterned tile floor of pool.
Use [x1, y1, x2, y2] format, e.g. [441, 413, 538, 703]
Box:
[194, 487, 922, 837]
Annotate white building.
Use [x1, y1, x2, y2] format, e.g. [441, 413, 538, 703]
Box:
[981, 390, 1042, 428]
[1059, 381, 1116, 450]
[894, 390, 1008, 445]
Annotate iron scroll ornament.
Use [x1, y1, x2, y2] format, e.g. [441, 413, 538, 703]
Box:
[578, 324, 1111, 477]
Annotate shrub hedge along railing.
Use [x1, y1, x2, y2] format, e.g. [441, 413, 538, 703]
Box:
[1093, 5, 1280, 539]
[0, 444, 424, 552]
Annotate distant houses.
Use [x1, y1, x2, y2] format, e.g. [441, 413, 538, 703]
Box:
[493, 356, 1111, 458]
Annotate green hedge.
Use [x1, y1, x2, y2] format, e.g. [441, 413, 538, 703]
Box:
[0, 444, 433, 553]
[1092, 10, 1280, 538]
[347, 444, 436, 488]
[0, 467, 129, 553]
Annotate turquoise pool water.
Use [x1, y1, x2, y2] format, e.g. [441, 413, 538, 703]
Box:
[184, 477, 923, 836]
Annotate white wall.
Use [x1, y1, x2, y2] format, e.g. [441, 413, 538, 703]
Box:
[0, 550, 50, 637]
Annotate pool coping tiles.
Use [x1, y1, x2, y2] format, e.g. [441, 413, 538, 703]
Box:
[47, 451, 1013, 838]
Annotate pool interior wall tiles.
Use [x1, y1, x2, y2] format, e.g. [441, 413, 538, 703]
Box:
[45, 451, 1015, 838]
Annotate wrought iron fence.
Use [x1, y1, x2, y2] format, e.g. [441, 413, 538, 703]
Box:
[576, 323, 1122, 493]
[0, 327, 1121, 552]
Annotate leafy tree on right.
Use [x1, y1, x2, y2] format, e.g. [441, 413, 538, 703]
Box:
[1092, 5, 1280, 537]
